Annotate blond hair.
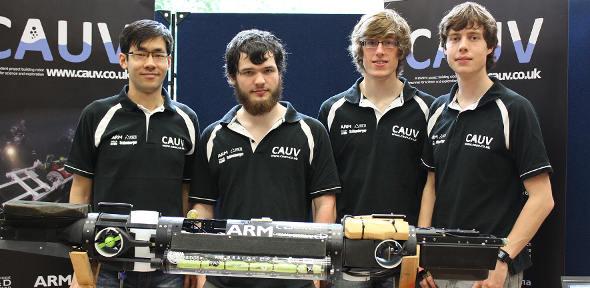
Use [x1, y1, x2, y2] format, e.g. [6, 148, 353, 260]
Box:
[349, 9, 411, 76]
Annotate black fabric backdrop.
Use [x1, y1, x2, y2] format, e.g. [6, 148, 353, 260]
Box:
[566, 0, 590, 278]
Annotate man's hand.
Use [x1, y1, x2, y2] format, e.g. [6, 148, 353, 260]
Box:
[417, 268, 437, 288]
[69, 273, 80, 288]
[472, 260, 508, 288]
[183, 275, 203, 288]
[315, 280, 332, 288]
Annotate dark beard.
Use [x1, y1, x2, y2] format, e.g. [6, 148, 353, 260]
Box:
[234, 83, 282, 116]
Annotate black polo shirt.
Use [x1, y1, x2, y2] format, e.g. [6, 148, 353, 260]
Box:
[318, 77, 434, 224]
[191, 102, 340, 288]
[421, 77, 552, 270]
[66, 85, 199, 217]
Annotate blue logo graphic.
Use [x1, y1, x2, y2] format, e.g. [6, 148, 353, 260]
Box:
[0, 17, 122, 64]
[408, 18, 544, 69]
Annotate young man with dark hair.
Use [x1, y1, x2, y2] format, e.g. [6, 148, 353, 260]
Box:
[66, 19, 199, 287]
[318, 10, 433, 287]
[191, 29, 340, 288]
[418, 2, 554, 288]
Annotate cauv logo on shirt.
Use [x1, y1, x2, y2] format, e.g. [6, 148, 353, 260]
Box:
[271, 146, 301, 161]
[392, 125, 420, 142]
[464, 133, 494, 150]
[161, 136, 185, 150]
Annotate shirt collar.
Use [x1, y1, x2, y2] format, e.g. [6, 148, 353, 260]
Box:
[445, 77, 504, 111]
[219, 101, 302, 124]
[344, 76, 417, 105]
[117, 85, 175, 112]
[359, 89, 405, 110]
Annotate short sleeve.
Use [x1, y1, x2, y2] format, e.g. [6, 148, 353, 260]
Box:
[306, 119, 341, 198]
[65, 105, 98, 178]
[317, 101, 330, 131]
[189, 127, 218, 205]
[509, 99, 552, 179]
[420, 103, 438, 171]
[183, 114, 200, 182]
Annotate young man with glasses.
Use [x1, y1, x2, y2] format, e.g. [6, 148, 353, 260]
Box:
[418, 2, 554, 288]
[318, 10, 434, 288]
[191, 29, 339, 288]
[66, 19, 200, 288]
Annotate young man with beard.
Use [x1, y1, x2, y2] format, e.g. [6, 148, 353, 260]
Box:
[418, 2, 554, 288]
[318, 10, 433, 287]
[191, 29, 340, 288]
[66, 20, 199, 287]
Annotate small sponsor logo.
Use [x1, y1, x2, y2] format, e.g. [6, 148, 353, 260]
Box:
[217, 147, 244, 164]
[464, 133, 493, 150]
[431, 133, 447, 145]
[340, 123, 367, 135]
[161, 136, 185, 150]
[33, 274, 71, 287]
[271, 146, 301, 161]
[109, 134, 137, 146]
[392, 125, 419, 142]
[227, 224, 274, 237]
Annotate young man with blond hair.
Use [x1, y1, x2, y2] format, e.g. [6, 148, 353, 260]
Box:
[319, 9, 434, 288]
[418, 2, 554, 288]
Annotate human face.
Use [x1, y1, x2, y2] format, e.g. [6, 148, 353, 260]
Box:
[444, 27, 493, 77]
[361, 37, 399, 80]
[231, 52, 282, 115]
[119, 37, 170, 96]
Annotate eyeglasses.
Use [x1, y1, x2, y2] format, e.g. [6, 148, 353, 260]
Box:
[361, 39, 398, 49]
[126, 51, 170, 62]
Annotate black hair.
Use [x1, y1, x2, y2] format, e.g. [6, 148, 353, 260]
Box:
[119, 19, 173, 54]
[224, 29, 287, 81]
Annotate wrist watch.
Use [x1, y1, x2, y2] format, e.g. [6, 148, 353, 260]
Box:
[497, 248, 512, 265]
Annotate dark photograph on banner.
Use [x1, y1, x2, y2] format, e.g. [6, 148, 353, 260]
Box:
[0, 0, 154, 286]
[386, 0, 567, 287]
[0, 0, 153, 204]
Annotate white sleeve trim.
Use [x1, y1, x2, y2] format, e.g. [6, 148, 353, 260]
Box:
[310, 186, 341, 195]
[299, 120, 315, 165]
[65, 164, 94, 176]
[427, 104, 445, 136]
[189, 196, 217, 203]
[495, 99, 510, 150]
[520, 165, 552, 178]
[327, 98, 346, 132]
[94, 103, 122, 147]
[421, 158, 435, 169]
[413, 96, 430, 122]
[206, 124, 223, 162]
[175, 107, 197, 155]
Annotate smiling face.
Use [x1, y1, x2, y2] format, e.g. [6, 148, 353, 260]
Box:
[231, 52, 282, 115]
[361, 37, 400, 80]
[119, 36, 170, 96]
[444, 26, 493, 77]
